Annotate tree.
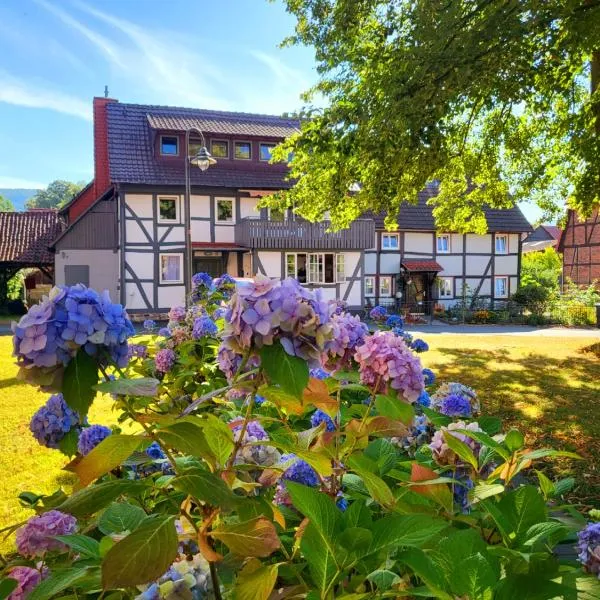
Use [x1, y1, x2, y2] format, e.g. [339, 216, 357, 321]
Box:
[521, 247, 563, 289]
[274, 1, 600, 232]
[25, 180, 84, 209]
[0, 194, 14, 211]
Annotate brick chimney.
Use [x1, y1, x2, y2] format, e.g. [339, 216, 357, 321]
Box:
[92, 96, 117, 199]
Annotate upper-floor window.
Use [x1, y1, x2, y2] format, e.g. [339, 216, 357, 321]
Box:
[211, 140, 229, 158]
[495, 234, 508, 254]
[495, 276, 508, 298]
[382, 233, 399, 250]
[437, 234, 450, 253]
[158, 196, 179, 223]
[160, 136, 179, 156]
[215, 198, 234, 223]
[234, 141, 252, 160]
[260, 143, 276, 161]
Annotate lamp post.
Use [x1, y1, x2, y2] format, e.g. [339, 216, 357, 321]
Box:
[183, 127, 216, 303]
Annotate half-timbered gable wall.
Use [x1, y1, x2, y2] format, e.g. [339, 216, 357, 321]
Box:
[560, 208, 600, 288]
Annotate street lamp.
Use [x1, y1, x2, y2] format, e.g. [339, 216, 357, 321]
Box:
[184, 127, 216, 303]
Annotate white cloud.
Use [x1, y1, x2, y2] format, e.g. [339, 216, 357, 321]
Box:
[0, 70, 92, 121]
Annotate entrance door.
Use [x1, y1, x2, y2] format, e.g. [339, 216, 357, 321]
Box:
[405, 273, 426, 305]
[193, 257, 225, 278]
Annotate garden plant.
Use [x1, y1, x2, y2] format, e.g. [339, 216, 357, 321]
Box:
[3, 275, 600, 599]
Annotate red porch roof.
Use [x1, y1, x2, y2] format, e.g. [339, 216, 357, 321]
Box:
[192, 242, 246, 251]
[401, 259, 443, 272]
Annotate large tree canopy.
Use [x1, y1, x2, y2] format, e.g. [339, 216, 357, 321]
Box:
[274, 0, 600, 232]
[25, 180, 84, 210]
[0, 195, 14, 212]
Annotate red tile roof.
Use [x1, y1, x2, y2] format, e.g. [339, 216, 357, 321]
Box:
[401, 259, 443, 272]
[0, 210, 62, 265]
[542, 225, 562, 241]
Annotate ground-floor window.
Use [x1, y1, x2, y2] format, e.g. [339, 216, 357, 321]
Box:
[286, 252, 345, 284]
[160, 253, 183, 283]
[494, 276, 508, 298]
[364, 276, 375, 296]
[379, 276, 392, 297]
[437, 277, 453, 298]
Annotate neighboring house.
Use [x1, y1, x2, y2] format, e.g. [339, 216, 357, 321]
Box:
[522, 224, 562, 253]
[557, 207, 600, 289]
[53, 97, 531, 315]
[366, 185, 531, 308]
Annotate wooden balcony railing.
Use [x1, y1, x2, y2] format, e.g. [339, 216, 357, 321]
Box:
[234, 218, 375, 250]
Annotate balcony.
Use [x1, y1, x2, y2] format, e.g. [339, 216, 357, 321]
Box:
[234, 218, 375, 250]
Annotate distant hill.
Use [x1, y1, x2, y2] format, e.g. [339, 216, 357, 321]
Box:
[0, 189, 41, 211]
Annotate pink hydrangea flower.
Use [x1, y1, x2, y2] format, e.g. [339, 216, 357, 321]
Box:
[155, 348, 176, 373]
[429, 421, 483, 466]
[16, 510, 77, 557]
[7, 567, 45, 600]
[354, 331, 424, 402]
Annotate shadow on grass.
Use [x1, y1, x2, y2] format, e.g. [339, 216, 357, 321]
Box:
[431, 347, 600, 505]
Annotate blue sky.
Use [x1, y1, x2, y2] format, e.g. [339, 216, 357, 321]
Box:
[0, 0, 543, 222]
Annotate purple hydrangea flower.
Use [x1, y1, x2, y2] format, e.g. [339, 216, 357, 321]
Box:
[16, 510, 77, 557]
[146, 441, 166, 460]
[6, 567, 45, 600]
[30, 393, 81, 449]
[577, 522, 600, 577]
[417, 390, 431, 407]
[369, 305, 388, 321]
[385, 315, 403, 329]
[155, 348, 176, 373]
[77, 424, 112, 455]
[213, 307, 227, 320]
[168, 306, 186, 323]
[143, 319, 156, 331]
[440, 393, 473, 418]
[324, 311, 368, 371]
[422, 368, 436, 386]
[310, 409, 335, 432]
[192, 316, 218, 339]
[280, 453, 319, 487]
[127, 343, 148, 360]
[192, 273, 213, 288]
[354, 331, 424, 402]
[229, 419, 279, 466]
[158, 327, 171, 338]
[411, 338, 429, 353]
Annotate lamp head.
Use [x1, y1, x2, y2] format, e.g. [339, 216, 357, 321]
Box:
[191, 146, 216, 171]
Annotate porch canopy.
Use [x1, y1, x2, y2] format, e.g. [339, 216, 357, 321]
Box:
[401, 259, 443, 272]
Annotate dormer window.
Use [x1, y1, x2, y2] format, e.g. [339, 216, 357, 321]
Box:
[211, 140, 229, 158]
[160, 136, 179, 156]
[234, 141, 252, 160]
[260, 143, 276, 161]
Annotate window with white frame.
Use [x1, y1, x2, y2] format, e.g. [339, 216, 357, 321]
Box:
[494, 276, 508, 298]
[336, 254, 345, 282]
[160, 136, 179, 156]
[379, 276, 392, 297]
[157, 196, 179, 223]
[364, 276, 375, 296]
[381, 233, 399, 250]
[495, 234, 508, 254]
[286, 253, 307, 284]
[437, 277, 453, 298]
[215, 198, 234, 223]
[437, 234, 450, 253]
[159, 254, 183, 283]
[287, 253, 343, 284]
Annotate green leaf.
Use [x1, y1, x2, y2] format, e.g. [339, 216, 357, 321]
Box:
[55, 534, 100, 559]
[62, 349, 98, 416]
[28, 568, 91, 600]
[172, 468, 239, 510]
[505, 429, 525, 452]
[368, 514, 448, 554]
[56, 480, 149, 517]
[455, 429, 509, 461]
[521, 521, 569, 550]
[366, 570, 401, 591]
[364, 438, 398, 475]
[233, 559, 279, 600]
[343, 500, 372, 529]
[339, 527, 373, 556]
[157, 421, 213, 461]
[200, 415, 234, 467]
[70, 435, 148, 486]
[469, 483, 505, 504]
[95, 377, 159, 397]
[347, 454, 395, 507]
[101, 515, 178, 589]
[442, 431, 478, 469]
[452, 553, 496, 599]
[98, 503, 147, 535]
[477, 416, 502, 435]
[0, 579, 18, 600]
[396, 549, 452, 599]
[535, 470, 555, 499]
[260, 341, 309, 399]
[494, 575, 578, 600]
[211, 517, 280, 557]
[57, 429, 80, 458]
[374, 394, 414, 424]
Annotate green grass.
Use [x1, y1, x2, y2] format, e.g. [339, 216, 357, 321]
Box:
[0, 333, 598, 553]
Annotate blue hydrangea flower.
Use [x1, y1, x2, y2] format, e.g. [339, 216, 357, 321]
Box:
[422, 368, 436, 386]
[417, 390, 431, 407]
[254, 394, 266, 405]
[143, 319, 156, 331]
[310, 409, 335, 432]
[577, 522, 600, 577]
[450, 471, 474, 514]
[411, 338, 429, 353]
[213, 307, 227, 320]
[336, 495, 348, 511]
[146, 441, 166, 460]
[158, 327, 171, 338]
[369, 305, 388, 321]
[440, 393, 473, 418]
[281, 453, 319, 487]
[77, 425, 112, 455]
[385, 315, 403, 329]
[192, 316, 218, 339]
[192, 272, 213, 288]
[30, 393, 82, 449]
[309, 367, 330, 380]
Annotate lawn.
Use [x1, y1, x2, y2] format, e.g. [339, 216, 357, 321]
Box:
[0, 332, 598, 553]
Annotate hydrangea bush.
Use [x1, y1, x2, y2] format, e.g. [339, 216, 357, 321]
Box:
[2, 280, 599, 600]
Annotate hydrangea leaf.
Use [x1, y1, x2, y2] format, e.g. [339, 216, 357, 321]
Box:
[62, 349, 99, 416]
[303, 377, 338, 416]
[210, 516, 281, 557]
[54, 534, 101, 559]
[366, 569, 401, 592]
[233, 559, 279, 600]
[260, 341, 309, 399]
[101, 515, 178, 589]
[28, 567, 92, 600]
[0, 578, 18, 600]
[368, 514, 448, 554]
[375, 394, 415, 425]
[396, 549, 452, 599]
[199, 415, 234, 467]
[98, 502, 147, 536]
[347, 454, 395, 508]
[68, 435, 149, 486]
[57, 428, 80, 458]
[157, 421, 214, 465]
[410, 463, 454, 513]
[257, 384, 305, 416]
[504, 429, 525, 452]
[172, 468, 240, 510]
[442, 431, 478, 470]
[95, 377, 159, 397]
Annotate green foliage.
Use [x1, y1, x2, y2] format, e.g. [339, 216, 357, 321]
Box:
[62, 349, 98, 416]
[25, 180, 85, 209]
[512, 284, 552, 316]
[0, 195, 14, 212]
[521, 247, 562, 290]
[272, 2, 600, 231]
